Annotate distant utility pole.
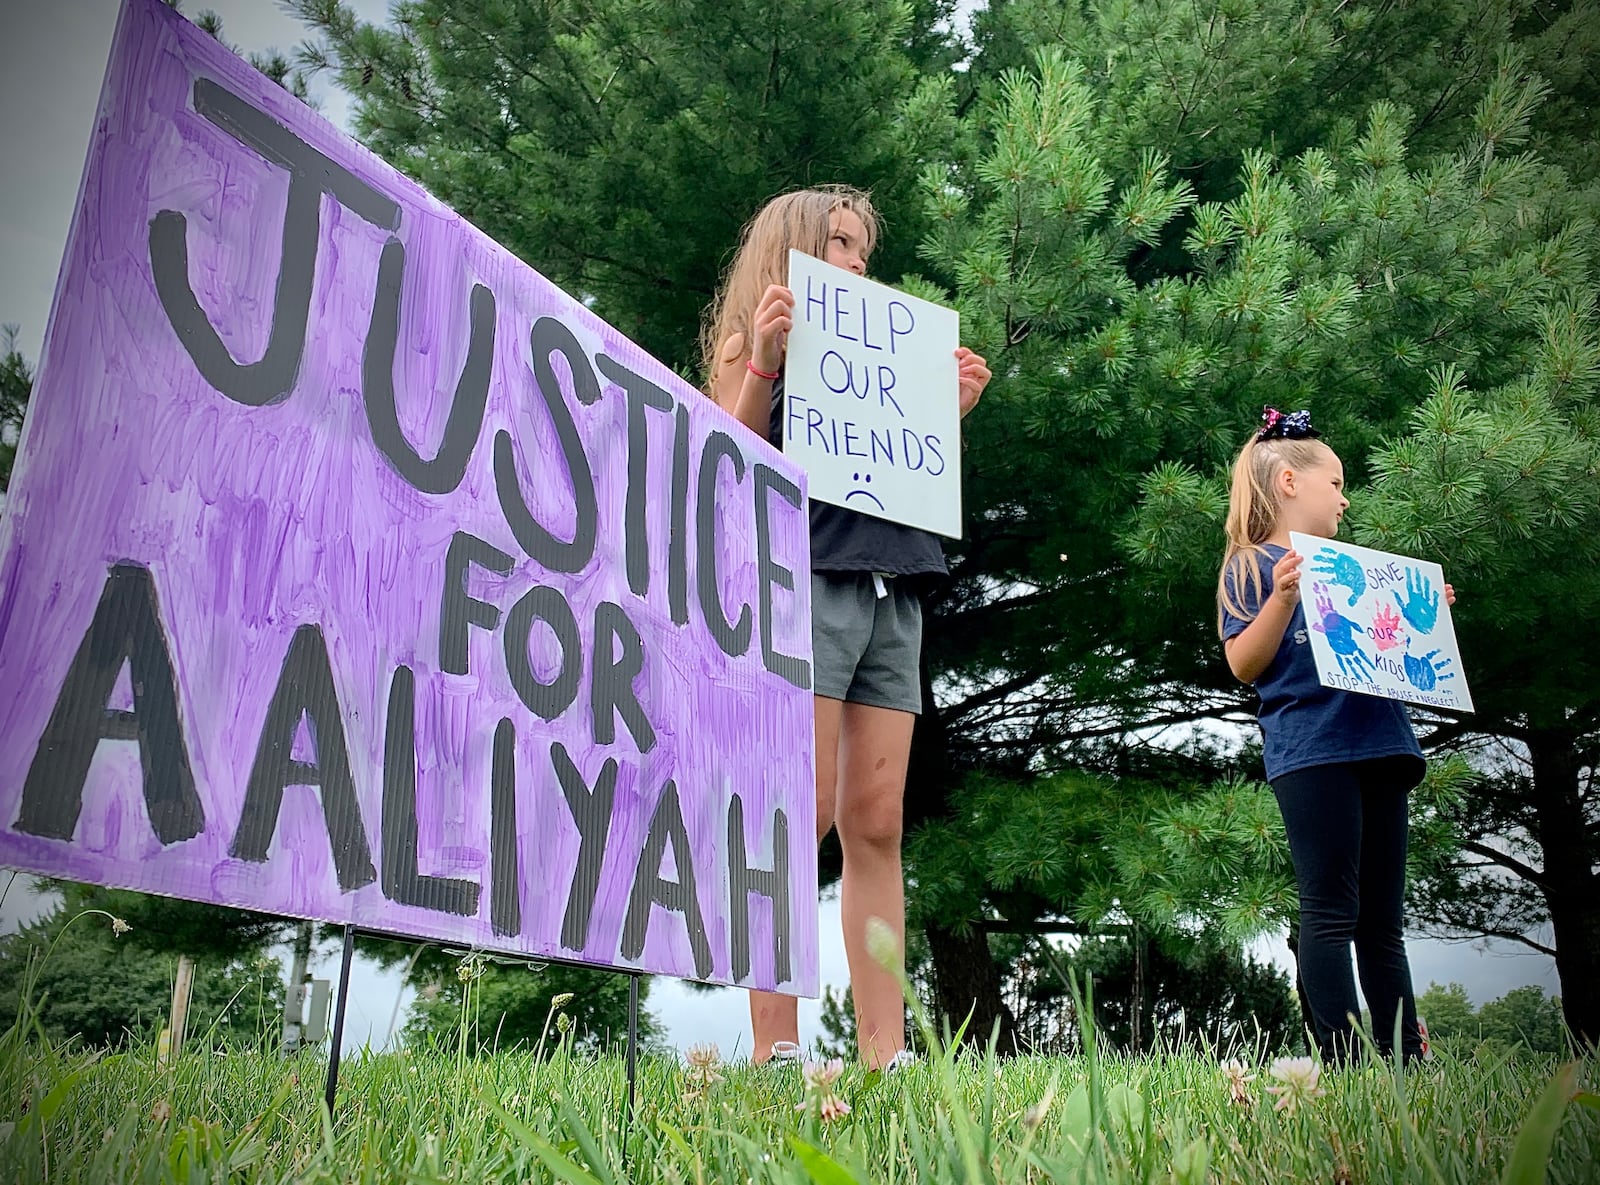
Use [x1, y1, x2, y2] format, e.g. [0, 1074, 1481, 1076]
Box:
[281, 920, 313, 1055]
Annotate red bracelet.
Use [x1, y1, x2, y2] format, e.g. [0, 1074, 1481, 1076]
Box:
[746, 359, 780, 381]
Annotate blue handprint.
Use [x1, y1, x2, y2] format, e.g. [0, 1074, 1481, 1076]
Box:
[1309, 546, 1365, 606]
[1402, 645, 1455, 692]
[1312, 584, 1377, 680]
[1392, 567, 1441, 635]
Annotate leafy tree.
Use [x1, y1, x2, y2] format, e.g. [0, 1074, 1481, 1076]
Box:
[1415, 981, 1480, 1042]
[398, 947, 656, 1055]
[1416, 979, 1569, 1054]
[0, 326, 31, 492]
[1476, 983, 1569, 1054]
[47, 881, 296, 965]
[0, 906, 283, 1049]
[1067, 934, 1300, 1054]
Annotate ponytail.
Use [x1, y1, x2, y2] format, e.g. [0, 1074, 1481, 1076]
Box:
[1216, 433, 1331, 635]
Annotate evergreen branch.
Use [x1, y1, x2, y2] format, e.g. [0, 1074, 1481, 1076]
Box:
[1458, 840, 1548, 891]
[978, 919, 1127, 935]
[1415, 925, 1558, 958]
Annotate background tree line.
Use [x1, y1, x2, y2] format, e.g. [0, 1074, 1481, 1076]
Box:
[3, 0, 1595, 1053]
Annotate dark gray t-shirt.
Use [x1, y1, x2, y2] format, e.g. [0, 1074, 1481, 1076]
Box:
[1221, 544, 1422, 782]
[768, 377, 948, 578]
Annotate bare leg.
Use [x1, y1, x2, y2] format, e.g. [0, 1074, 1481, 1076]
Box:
[835, 700, 915, 1069]
[749, 694, 843, 1062]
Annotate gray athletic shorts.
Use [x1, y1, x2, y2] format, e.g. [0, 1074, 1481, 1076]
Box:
[810, 571, 923, 714]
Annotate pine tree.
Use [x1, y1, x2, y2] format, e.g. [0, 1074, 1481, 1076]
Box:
[915, 4, 1599, 1041]
[288, 0, 963, 369]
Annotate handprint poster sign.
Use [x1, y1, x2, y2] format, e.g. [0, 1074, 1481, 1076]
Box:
[1288, 533, 1475, 713]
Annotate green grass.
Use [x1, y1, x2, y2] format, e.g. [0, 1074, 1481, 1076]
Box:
[2, 1023, 1595, 1183]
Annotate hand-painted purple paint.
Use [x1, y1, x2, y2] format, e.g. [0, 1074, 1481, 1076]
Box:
[0, 0, 817, 994]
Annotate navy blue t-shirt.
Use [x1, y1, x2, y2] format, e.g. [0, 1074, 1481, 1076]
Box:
[1221, 544, 1422, 782]
[768, 377, 948, 578]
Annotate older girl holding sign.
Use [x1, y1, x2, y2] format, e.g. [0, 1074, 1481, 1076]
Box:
[1219, 408, 1455, 1065]
[703, 186, 990, 1069]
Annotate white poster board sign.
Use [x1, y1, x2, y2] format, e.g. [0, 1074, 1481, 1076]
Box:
[1289, 532, 1474, 712]
[783, 250, 963, 538]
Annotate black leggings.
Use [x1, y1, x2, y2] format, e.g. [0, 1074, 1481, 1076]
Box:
[1271, 755, 1426, 1063]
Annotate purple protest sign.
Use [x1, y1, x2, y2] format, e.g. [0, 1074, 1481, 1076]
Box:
[0, 0, 817, 995]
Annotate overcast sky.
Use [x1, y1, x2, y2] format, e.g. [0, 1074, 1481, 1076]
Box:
[0, 1, 1561, 1057]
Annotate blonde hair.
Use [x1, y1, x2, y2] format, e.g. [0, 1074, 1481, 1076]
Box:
[1217, 433, 1337, 635]
[700, 186, 879, 389]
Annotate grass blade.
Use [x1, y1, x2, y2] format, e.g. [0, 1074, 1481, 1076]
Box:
[1498, 1061, 1580, 1185]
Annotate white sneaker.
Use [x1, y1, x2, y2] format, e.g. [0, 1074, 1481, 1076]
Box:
[883, 1049, 920, 1074]
[767, 1040, 803, 1065]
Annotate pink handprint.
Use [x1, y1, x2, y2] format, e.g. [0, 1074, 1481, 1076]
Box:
[1371, 603, 1403, 651]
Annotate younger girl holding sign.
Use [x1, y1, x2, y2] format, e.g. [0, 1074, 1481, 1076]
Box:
[703, 186, 990, 1069]
[1219, 408, 1454, 1065]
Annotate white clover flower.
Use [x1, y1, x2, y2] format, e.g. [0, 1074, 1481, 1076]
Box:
[1265, 1056, 1325, 1114]
[801, 1058, 844, 1090]
[683, 1042, 724, 1094]
[1221, 1058, 1255, 1107]
[796, 1058, 850, 1123]
[818, 1094, 851, 1121]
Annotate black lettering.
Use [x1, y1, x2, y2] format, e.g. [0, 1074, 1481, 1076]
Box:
[231, 624, 376, 891]
[728, 795, 791, 984]
[150, 79, 399, 406]
[494, 317, 600, 573]
[596, 354, 674, 601]
[363, 238, 495, 494]
[621, 780, 713, 978]
[669, 403, 691, 626]
[695, 430, 754, 658]
[16, 563, 203, 845]
[490, 718, 521, 937]
[503, 585, 582, 721]
[753, 465, 811, 690]
[552, 742, 617, 953]
[591, 602, 657, 753]
[439, 531, 513, 676]
[381, 666, 479, 915]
